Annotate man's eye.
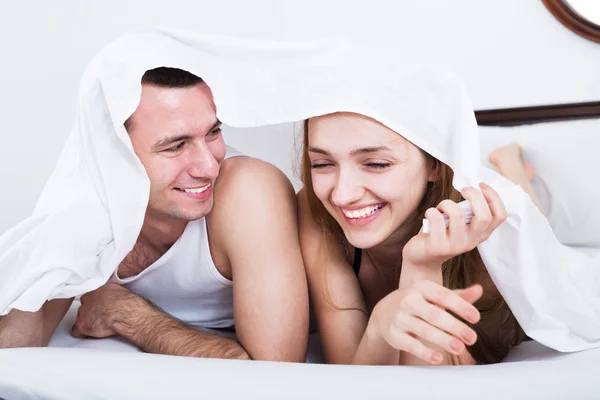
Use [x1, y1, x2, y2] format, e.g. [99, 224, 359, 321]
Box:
[209, 128, 222, 136]
[164, 142, 185, 152]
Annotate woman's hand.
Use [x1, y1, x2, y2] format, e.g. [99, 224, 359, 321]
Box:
[367, 281, 482, 364]
[402, 182, 507, 270]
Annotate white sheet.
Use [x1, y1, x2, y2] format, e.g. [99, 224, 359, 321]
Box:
[2, 302, 581, 399]
[1, 339, 598, 399]
[3, 291, 599, 399]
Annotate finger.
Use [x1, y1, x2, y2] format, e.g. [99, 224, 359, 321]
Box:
[416, 281, 481, 323]
[454, 284, 484, 310]
[479, 182, 508, 233]
[460, 187, 492, 236]
[71, 321, 86, 338]
[411, 282, 479, 342]
[415, 301, 478, 346]
[399, 313, 466, 356]
[424, 207, 447, 247]
[437, 199, 467, 240]
[386, 329, 444, 365]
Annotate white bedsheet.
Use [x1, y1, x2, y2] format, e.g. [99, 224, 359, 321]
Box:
[0, 301, 598, 399]
[0, 340, 598, 399]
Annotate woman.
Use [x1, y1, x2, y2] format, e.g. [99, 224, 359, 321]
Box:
[298, 112, 527, 366]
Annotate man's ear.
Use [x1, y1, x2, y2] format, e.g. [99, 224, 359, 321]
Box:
[427, 160, 441, 182]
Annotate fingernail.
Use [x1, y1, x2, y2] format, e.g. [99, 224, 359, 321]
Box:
[462, 330, 476, 344]
[466, 310, 478, 323]
[431, 352, 443, 363]
[479, 182, 490, 189]
[450, 340, 462, 353]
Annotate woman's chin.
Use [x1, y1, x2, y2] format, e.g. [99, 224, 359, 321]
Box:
[344, 230, 386, 250]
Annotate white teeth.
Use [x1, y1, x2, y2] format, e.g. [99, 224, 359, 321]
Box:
[342, 204, 383, 219]
[183, 185, 210, 194]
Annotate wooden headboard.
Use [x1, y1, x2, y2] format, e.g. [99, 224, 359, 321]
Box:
[474, 100, 600, 126]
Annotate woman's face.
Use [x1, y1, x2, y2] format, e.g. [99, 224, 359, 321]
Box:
[308, 112, 436, 249]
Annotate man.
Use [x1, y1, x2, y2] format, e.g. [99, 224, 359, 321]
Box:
[0, 67, 309, 362]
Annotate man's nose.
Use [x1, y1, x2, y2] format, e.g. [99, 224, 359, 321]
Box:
[188, 144, 220, 180]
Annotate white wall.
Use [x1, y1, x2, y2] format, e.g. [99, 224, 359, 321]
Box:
[282, 0, 600, 109]
[1, 0, 599, 233]
[0, 0, 288, 233]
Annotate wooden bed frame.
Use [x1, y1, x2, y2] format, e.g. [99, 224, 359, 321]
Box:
[474, 100, 600, 126]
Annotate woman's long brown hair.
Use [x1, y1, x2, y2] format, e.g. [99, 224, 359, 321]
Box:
[301, 119, 526, 364]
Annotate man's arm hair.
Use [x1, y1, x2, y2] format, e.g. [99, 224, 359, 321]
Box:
[111, 294, 250, 359]
[0, 298, 73, 348]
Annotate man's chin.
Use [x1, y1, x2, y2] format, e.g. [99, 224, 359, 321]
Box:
[169, 201, 214, 221]
[180, 205, 213, 221]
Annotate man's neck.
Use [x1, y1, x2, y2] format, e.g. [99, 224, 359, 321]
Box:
[139, 216, 189, 252]
[117, 215, 190, 280]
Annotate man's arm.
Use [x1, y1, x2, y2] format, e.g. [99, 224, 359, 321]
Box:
[74, 157, 309, 361]
[0, 298, 73, 348]
[207, 156, 310, 362]
[116, 303, 249, 359]
[72, 283, 250, 359]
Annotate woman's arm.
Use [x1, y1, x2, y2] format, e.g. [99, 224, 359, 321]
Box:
[298, 190, 477, 366]
[298, 189, 399, 365]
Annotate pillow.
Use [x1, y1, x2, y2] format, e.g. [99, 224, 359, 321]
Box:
[478, 118, 600, 248]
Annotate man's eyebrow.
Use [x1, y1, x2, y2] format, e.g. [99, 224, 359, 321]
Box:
[152, 120, 222, 149]
[153, 135, 193, 149]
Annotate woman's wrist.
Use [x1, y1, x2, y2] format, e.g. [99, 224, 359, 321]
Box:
[399, 260, 443, 289]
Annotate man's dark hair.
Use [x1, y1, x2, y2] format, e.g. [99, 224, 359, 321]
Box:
[124, 67, 203, 131]
[141, 67, 203, 87]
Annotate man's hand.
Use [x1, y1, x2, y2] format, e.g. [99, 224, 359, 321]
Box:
[71, 283, 135, 339]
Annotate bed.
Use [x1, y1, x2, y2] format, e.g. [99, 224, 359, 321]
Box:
[0, 101, 599, 400]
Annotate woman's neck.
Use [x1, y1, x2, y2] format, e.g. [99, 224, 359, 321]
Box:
[365, 214, 420, 272]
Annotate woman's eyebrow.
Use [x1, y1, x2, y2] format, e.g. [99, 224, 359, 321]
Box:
[349, 146, 392, 156]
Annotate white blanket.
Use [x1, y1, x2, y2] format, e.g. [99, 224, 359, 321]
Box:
[0, 25, 598, 353]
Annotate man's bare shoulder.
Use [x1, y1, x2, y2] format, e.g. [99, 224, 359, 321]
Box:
[213, 156, 296, 206]
[206, 156, 297, 253]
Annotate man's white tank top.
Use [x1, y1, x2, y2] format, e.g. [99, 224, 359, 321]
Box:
[111, 146, 242, 329]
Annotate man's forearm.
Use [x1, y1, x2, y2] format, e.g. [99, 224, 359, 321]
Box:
[110, 295, 250, 360]
[0, 298, 73, 348]
[0, 310, 45, 348]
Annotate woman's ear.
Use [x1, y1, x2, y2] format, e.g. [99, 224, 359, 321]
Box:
[427, 160, 441, 182]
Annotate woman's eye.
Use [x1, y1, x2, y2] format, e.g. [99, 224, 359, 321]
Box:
[310, 163, 332, 169]
[365, 163, 391, 169]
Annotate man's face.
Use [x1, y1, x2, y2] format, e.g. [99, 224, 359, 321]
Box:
[127, 82, 226, 223]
